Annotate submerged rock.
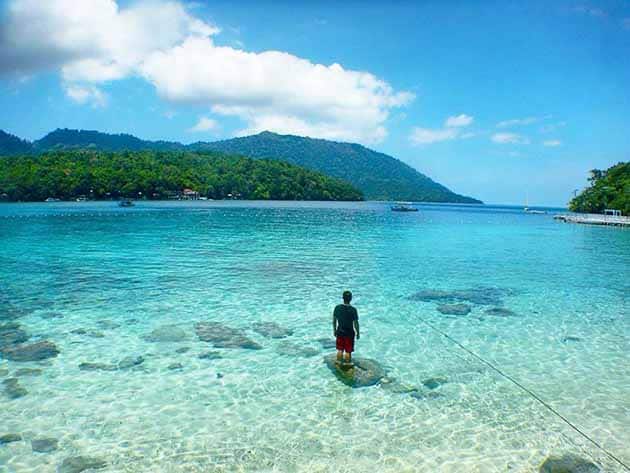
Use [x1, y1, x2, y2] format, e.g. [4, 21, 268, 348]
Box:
[167, 362, 183, 371]
[562, 336, 582, 343]
[409, 287, 509, 306]
[316, 338, 336, 349]
[144, 325, 189, 343]
[31, 437, 58, 453]
[437, 304, 471, 316]
[96, 320, 120, 329]
[422, 377, 448, 390]
[39, 311, 63, 319]
[484, 307, 516, 317]
[175, 347, 190, 354]
[277, 342, 319, 358]
[324, 354, 386, 388]
[1, 340, 59, 362]
[70, 328, 88, 335]
[2, 378, 27, 399]
[198, 351, 222, 360]
[14, 368, 43, 377]
[0, 368, 8, 377]
[539, 453, 600, 473]
[0, 323, 29, 349]
[410, 390, 446, 401]
[379, 378, 419, 394]
[195, 322, 262, 350]
[0, 433, 22, 444]
[117, 355, 144, 370]
[87, 331, 105, 339]
[252, 321, 293, 339]
[79, 362, 117, 372]
[59, 456, 107, 473]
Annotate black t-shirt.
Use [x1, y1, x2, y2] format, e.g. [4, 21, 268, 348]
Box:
[334, 304, 358, 337]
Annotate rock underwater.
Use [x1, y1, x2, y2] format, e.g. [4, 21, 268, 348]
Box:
[252, 321, 293, 339]
[436, 304, 471, 316]
[538, 453, 600, 473]
[1, 340, 59, 362]
[195, 322, 262, 350]
[324, 354, 386, 388]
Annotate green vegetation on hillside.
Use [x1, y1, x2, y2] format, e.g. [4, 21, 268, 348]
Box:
[0, 150, 363, 202]
[196, 132, 481, 203]
[0, 130, 32, 155]
[569, 162, 630, 215]
[0, 128, 481, 203]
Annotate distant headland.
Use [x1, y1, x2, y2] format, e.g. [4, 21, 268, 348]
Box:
[0, 128, 482, 204]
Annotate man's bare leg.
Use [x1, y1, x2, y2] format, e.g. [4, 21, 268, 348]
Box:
[343, 352, 352, 364]
[336, 350, 343, 362]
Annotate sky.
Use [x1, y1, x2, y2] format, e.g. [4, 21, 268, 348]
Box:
[0, 0, 629, 206]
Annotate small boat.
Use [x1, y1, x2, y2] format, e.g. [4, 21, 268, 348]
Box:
[524, 208, 547, 215]
[391, 202, 418, 212]
[118, 200, 134, 207]
[44, 197, 60, 202]
[75, 196, 87, 202]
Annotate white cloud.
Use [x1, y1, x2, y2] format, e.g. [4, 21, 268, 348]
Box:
[495, 116, 551, 128]
[0, 0, 218, 80]
[445, 114, 473, 127]
[491, 132, 530, 144]
[189, 116, 218, 133]
[64, 84, 107, 107]
[543, 139, 562, 147]
[0, 0, 413, 144]
[140, 36, 413, 143]
[410, 127, 458, 145]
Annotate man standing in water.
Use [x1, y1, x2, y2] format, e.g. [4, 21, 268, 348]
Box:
[333, 290, 360, 366]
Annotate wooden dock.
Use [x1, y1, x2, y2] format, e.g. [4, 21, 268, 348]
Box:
[554, 213, 630, 227]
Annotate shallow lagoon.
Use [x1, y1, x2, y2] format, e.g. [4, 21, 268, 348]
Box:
[1, 201, 628, 472]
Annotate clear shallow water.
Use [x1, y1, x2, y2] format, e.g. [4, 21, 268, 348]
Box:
[0, 201, 628, 472]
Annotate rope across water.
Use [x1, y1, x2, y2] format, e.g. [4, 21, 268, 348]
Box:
[417, 317, 630, 471]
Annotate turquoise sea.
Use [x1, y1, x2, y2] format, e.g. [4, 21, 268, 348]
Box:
[1, 201, 628, 472]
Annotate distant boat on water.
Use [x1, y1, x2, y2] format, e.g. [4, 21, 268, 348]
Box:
[44, 197, 60, 202]
[523, 193, 546, 214]
[118, 200, 134, 207]
[391, 202, 418, 212]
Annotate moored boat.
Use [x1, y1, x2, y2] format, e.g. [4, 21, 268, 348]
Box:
[391, 202, 418, 212]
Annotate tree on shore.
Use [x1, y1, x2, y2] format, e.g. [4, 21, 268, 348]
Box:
[569, 162, 629, 215]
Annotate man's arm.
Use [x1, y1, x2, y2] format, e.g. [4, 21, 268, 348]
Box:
[332, 311, 337, 337]
[353, 319, 360, 339]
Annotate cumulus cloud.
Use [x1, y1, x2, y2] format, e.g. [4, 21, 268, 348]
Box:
[543, 139, 562, 147]
[140, 37, 413, 143]
[444, 114, 473, 127]
[0, 0, 218, 79]
[0, 0, 413, 144]
[189, 116, 218, 133]
[491, 132, 530, 144]
[64, 84, 107, 107]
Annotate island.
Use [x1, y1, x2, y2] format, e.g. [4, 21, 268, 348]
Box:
[0, 150, 363, 202]
[569, 162, 629, 215]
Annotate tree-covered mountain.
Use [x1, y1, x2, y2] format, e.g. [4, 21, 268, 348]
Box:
[0, 128, 481, 203]
[0, 130, 32, 155]
[0, 150, 363, 202]
[569, 162, 629, 215]
[193, 132, 480, 203]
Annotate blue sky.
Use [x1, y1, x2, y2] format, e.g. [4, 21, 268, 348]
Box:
[1, 0, 629, 205]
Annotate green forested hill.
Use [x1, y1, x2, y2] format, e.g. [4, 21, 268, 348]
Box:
[569, 162, 630, 215]
[0, 130, 32, 155]
[0, 150, 363, 202]
[194, 132, 480, 203]
[0, 128, 481, 203]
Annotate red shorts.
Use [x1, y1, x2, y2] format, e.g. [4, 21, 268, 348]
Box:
[336, 335, 355, 353]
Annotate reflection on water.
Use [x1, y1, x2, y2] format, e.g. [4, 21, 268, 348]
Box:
[0, 201, 628, 472]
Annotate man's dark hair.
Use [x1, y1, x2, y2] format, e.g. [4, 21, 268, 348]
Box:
[342, 291, 352, 303]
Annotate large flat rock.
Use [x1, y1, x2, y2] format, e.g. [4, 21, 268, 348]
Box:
[324, 354, 386, 388]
